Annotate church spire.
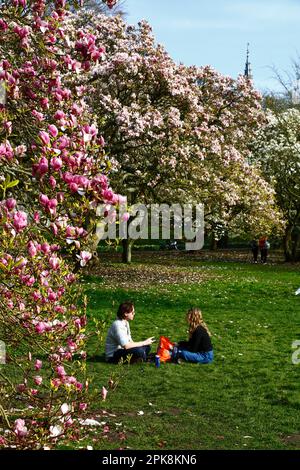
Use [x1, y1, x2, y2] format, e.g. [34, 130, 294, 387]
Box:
[244, 43, 253, 80]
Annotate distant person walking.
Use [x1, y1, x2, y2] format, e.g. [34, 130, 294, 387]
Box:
[249, 239, 259, 263]
[259, 236, 270, 264]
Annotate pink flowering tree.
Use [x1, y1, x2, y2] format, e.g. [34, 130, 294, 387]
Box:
[0, 0, 120, 448]
[65, 12, 282, 261]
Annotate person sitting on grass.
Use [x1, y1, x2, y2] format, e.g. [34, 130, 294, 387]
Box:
[105, 301, 155, 364]
[172, 308, 214, 364]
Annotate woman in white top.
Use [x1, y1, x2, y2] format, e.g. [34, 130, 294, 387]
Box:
[105, 301, 155, 364]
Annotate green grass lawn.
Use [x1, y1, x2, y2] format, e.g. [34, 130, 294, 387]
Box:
[83, 252, 300, 450]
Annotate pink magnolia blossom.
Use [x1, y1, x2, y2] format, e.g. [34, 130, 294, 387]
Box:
[13, 25, 30, 40]
[67, 339, 77, 352]
[47, 198, 58, 216]
[49, 425, 63, 437]
[76, 382, 83, 391]
[39, 194, 49, 206]
[14, 144, 27, 157]
[15, 256, 27, 269]
[37, 156, 49, 175]
[65, 376, 77, 385]
[101, 386, 108, 401]
[51, 378, 62, 389]
[5, 198, 16, 211]
[35, 359, 42, 370]
[49, 255, 60, 270]
[50, 156, 62, 171]
[0, 19, 8, 31]
[76, 250, 92, 267]
[56, 192, 64, 203]
[60, 403, 70, 415]
[48, 198, 58, 210]
[41, 243, 50, 254]
[0, 141, 14, 160]
[32, 110, 44, 121]
[65, 417, 73, 427]
[39, 131, 50, 146]
[48, 124, 58, 138]
[14, 419, 28, 437]
[121, 212, 130, 222]
[40, 97, 49, 109]
[48, 289, 57, 301]
[54, 110, 65, 120]
[50, 222, 59, 236]
[33, 291, 41, 301]
[49, 175, 57, 189]
[106, 0, 117, 9]
[3, 121, 12, 134]
[13, 211, 27, 232]
[35, 322, 47, 334]
[34, 376, 43, 386]
[56, 365, 66, 377]
[69, 182, 79, 193]
[27, 241, 37, 257]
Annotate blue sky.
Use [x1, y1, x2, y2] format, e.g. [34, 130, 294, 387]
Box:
[124, 0, 300, 93]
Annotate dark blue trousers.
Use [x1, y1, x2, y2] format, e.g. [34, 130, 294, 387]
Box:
[109, 345, 151, 364]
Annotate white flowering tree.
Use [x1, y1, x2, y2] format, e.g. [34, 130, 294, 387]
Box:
[250, 109, 300, 261]
[65, 12, 282, 261]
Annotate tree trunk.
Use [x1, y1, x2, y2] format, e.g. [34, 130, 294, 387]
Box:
[210, 232, 218, 251]
[292, 231, 300, 262]
[284, 225, 293, 262]
[122, 238, 135, 264]
[217, 232, 229, 249]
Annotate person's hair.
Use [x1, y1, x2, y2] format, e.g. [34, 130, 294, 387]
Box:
[186, 307, 211, 337]
[117, 301, 134, 320]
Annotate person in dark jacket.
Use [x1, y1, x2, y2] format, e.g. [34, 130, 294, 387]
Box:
[172, 308, 213, 364]
[259, 236, 270, 263]
[249, 239, 259, 263]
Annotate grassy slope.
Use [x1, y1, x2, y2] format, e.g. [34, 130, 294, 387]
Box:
[84, 257, 300, 450]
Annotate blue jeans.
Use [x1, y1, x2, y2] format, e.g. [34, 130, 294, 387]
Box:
[109, 345, 151, 364]
[178, 349, 214, 364]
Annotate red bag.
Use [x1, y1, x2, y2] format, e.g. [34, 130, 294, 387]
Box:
[156, 336, 174, 363]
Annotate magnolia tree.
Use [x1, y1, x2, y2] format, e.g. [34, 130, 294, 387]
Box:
[185, 67, 283, 243]
[0, 0, 120, 449]
[250, 109, 300, 261]
[65, 12, 282, 261]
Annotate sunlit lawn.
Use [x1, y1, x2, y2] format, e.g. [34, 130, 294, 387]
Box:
[82, 252, 300, 450]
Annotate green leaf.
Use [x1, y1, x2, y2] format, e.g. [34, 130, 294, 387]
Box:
[6, 180, 19, 189]
[0, 262, 8, 271]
